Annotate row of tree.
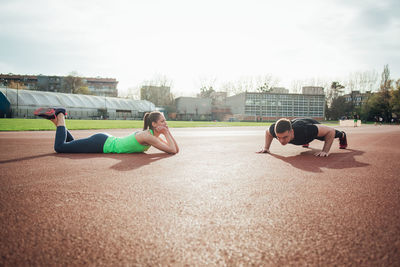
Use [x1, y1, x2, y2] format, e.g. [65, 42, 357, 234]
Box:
[326, 65, 400, 122]
[137, 67, 399, 122]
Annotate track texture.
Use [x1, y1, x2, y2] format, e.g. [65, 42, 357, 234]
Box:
[1, 125, 400, 266]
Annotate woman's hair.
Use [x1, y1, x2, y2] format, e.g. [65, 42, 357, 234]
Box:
[143, 111, 163, 131]
[274, 118, 292, 134]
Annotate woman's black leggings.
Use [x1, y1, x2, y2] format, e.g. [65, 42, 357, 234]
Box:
[54, 126, 110, 153]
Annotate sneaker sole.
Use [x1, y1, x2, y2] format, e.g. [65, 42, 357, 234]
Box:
[33, 108, 56, 120]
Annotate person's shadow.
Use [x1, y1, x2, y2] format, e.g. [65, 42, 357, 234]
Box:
[270, 149, 369, 173]
[0, 153, 55, 164]
[0, 152, 171, 172]
[54, 152, 172, 171]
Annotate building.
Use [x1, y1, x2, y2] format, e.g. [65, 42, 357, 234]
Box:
[175, 97, 212, 121]
[302, 86, 324, 95]
[140, 85, 172, 107]
[37, 75, 63, 92]
[0, 74, 38, 90]
[0, 73, 118, 97]
[209, 91, 231, 121]
[270, 87, 289, 94]
[343, 90, 372, 107]
[0, 88, 154, 119]
[84, 77, 118, 97]
[226, 88, 325, 121]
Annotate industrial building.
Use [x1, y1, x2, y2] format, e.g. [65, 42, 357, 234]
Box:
[0, 88, 155, 119]
[225, 87, 325, 121]
[172, 87, 325, 121]
[0, 74, 118, 97]
[175, 97, 212, 121]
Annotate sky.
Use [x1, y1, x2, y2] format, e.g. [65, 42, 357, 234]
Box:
[1, 0, 399, 97]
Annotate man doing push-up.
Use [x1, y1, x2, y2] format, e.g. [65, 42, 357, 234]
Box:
[257, 118, 347, 157]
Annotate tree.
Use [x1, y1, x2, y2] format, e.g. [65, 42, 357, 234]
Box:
[255, 74, 279, 93]
[197, 75, 217, 98]
[75, 86, 92, 95]
[257, 83, 270, 93]
[365, 92, 387, 121]
[390, 79, 400, 119]
[325, 96, 351, 120]
[140, 74, 174, 108]
[345, 70, 379, 93]
[140, 85, 174, 107]
[220, 74, 279, 96]
[63, 71, 84, 94]
[325, 81, 345, 109]
[142, 74, 173, 88]
[330, 82, 345, 99]
[8, 80, 26, 89]
[199, 86, 215, 98]
[379, 64, 392, 121]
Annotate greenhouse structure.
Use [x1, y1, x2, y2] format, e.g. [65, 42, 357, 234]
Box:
[0, 88, 155, 119]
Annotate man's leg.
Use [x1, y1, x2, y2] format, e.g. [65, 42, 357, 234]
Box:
[335, 130, 347, 149]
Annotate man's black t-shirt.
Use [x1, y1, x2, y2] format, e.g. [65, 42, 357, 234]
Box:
[269, 119, 320, 145]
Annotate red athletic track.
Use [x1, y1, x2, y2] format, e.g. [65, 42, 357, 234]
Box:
[1, 125, 400, 266]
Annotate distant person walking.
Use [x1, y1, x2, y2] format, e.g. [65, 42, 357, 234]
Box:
[257, 118, 347, 157]
[353, 114, 358, 127]
[34, 108, 179, 154]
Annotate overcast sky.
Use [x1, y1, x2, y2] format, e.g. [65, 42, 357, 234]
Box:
[1, 0, 399, 96]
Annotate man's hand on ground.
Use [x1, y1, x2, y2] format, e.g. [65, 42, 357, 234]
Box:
[314, 151, 329, 157]
[256, 148, 270, 154]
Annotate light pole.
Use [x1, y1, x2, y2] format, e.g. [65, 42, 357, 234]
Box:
[16, 82, 19, 118]
[4, 79, 8, 98]
[104, 94, 107, 119]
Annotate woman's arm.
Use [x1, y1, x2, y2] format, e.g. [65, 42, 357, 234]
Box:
[166, 128, 179, 153]
[155, 127, 179, 153]
[315, 124, 335, 157]
[144, 127, 178, 154]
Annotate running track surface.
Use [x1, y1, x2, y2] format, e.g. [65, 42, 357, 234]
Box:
[1, 125, 399, 266]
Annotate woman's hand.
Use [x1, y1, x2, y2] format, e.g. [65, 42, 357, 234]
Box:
[155, 125, 169, 134]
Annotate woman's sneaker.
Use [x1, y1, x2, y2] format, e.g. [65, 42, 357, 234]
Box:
[34, 107, 67, 119]
[54, 108, 67, 116]
[339, 132, 347, 149]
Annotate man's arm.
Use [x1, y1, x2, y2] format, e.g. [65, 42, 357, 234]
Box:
[257, 129, 274, 153]
[315, 125, 335, 157]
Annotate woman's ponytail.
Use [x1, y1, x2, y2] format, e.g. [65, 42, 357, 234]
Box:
[143, 113, 150, 130]
[143, 111, 162, 131]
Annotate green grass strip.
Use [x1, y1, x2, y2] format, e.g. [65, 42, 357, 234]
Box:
[0, 118, 338, 131]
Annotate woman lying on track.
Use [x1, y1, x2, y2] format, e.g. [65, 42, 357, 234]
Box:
[34, 108, 179, 154]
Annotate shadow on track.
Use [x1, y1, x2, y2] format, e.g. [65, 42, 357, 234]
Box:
[54, 152, 172, 171]
[0, 153, 55, 164]
[270, 149, 369, 173]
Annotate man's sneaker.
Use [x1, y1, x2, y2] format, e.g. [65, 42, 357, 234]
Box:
[34, 107, 67, 120]
[302, 144, 309, 148]
[339, 131, 347, 149]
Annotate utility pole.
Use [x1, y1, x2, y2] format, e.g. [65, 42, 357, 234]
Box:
[104, 94, 107, 119]
[17, 82, 19, 118]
